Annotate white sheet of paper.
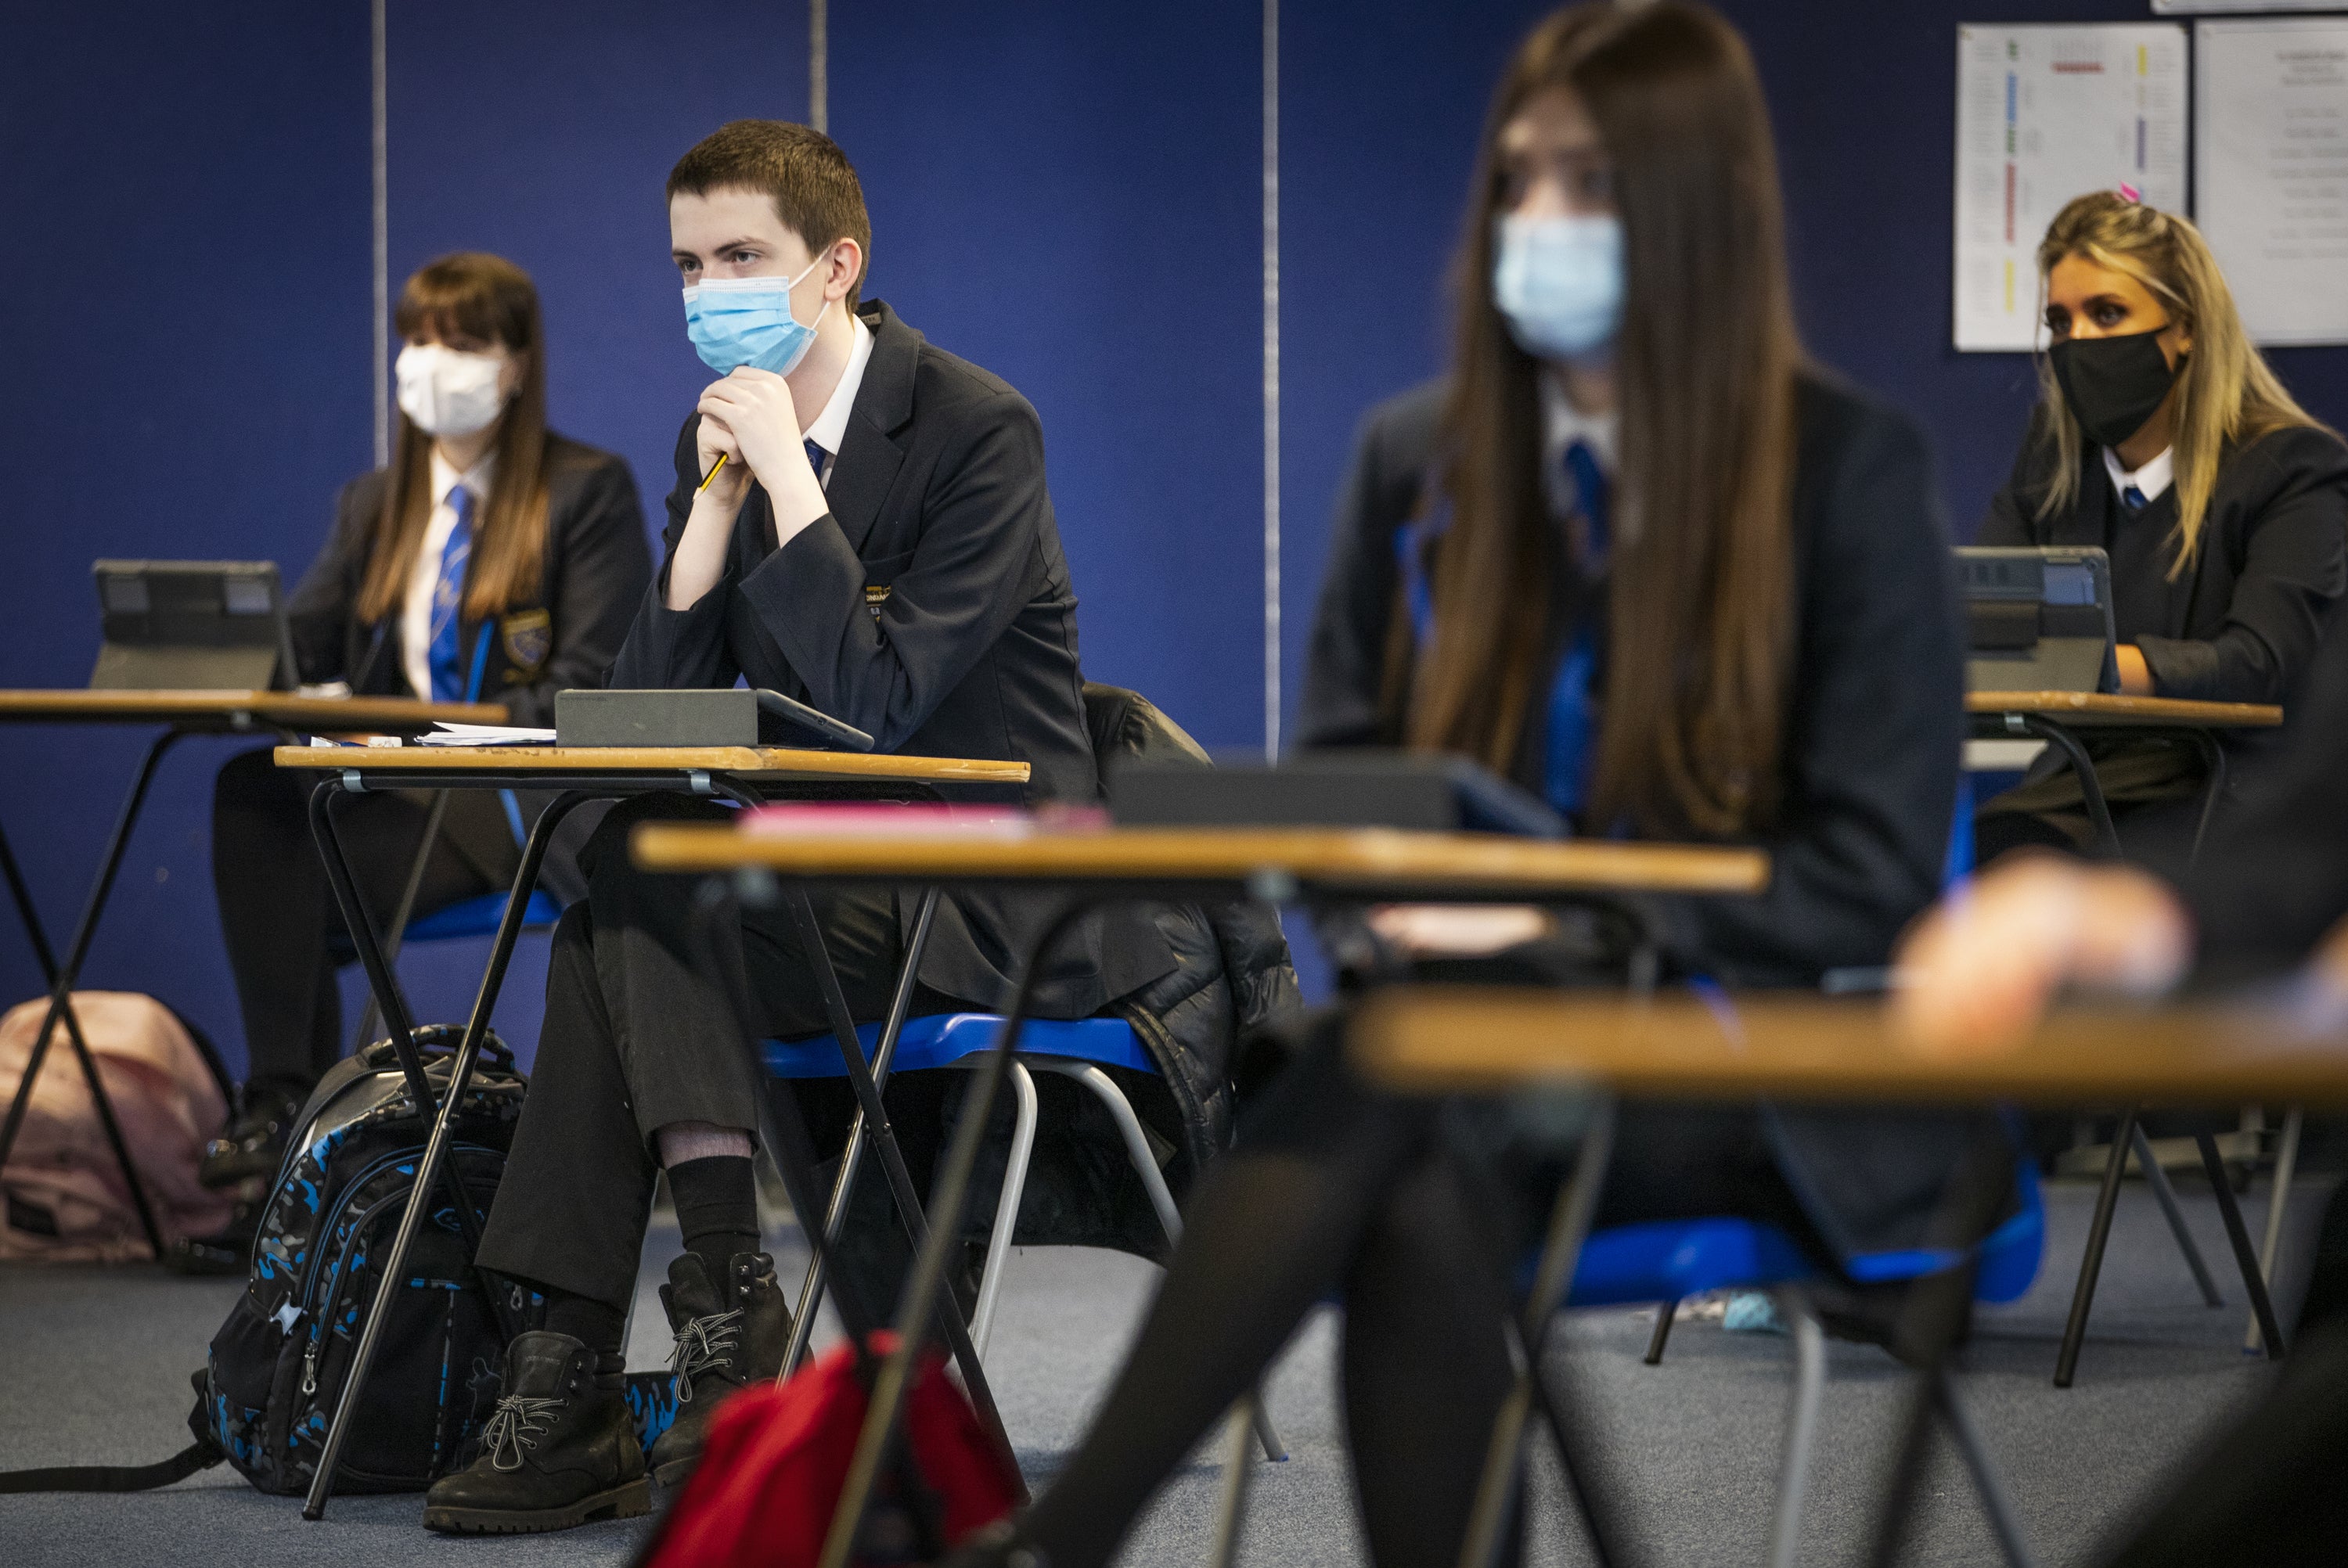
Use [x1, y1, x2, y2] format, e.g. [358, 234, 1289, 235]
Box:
[414, 724, 559, 746]
[2195, 17, 2348, 347]
[1954, 23, 2188, 351]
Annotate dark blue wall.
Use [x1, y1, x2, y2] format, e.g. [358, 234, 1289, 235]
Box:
[0, 3, 373, 1076]
[9, 2, 2348, 1074]
[832, 0, 1266, 751]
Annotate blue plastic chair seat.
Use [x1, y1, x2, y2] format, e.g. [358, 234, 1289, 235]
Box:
[403, 888, 565, 944]
[1563, 1160, 2046, 1309]
[762, 1012, 1152, 1079]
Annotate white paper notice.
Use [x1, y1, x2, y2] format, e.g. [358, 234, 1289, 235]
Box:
[1954, 24, 2188, 351]
[2195, 19, 2348, 346]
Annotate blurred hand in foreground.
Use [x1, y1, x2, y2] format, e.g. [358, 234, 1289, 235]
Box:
[1892, 852, 2193, 1061]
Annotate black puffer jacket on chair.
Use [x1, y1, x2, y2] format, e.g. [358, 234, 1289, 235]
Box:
[968, 685, 1302, 1261]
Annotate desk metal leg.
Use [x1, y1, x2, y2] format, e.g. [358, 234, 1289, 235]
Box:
[348, 789, 451, 1053]
[2186, 732, 2228, 867]
[2197, 1132, 2285, 1361]
[2247, 1109, 2303, 1354]
[2055, 1106, 2137, 1387]
[780, 889, 1014, 1469]
[818, 899, 1095, 1568]
[0, 732, 182, 1257]
[1864, 1131, 2030, 1568]
[2016, 716, 2118, 858]
[299, 785, 586, 1521]
[1459, 1097, 1616, 1568]
[2135, 1124, 2224, 1307]
[782, 888, 942, 1379]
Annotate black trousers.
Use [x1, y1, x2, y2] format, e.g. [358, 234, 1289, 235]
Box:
[1021, 1016, 1829, 1568]
[474, 794, 964, 1313]
[211, 746, 513, 1099]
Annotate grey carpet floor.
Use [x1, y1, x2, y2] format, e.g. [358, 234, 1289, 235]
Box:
[0, 1175, 2331, 1566]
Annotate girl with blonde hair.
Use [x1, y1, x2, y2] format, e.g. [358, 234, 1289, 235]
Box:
[1976, 190, 2348, 861]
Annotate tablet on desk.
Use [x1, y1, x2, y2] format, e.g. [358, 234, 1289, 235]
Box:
[88, 559, 296, 692]
[1954, 546, 2119, 695]
[554, 688, 874, 752]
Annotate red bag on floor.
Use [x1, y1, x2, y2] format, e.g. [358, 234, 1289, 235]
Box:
[637, 1332, 1020, 1568]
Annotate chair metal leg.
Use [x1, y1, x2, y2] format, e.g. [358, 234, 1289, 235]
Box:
[1644, 1297, 1678, 1365]
[1766, 1293, 1827, 1568]
[2133, 1124, 2224, 1307]
[1459, 1098, 1615, 1568]
[967, 1059, 1037, 1359]
[779, 890, 1011, 1444]
[2247, 1109, 2304, 1354]
[1936, 1370, 2036, 1568]
[2196, 1132, 2285, 1361]
[1205, 1397, 1258, 1568]
[1043, 1059, 1287, 1462]
[0, 732, 183, 1257]
[781, 890, 942, 1379]
[2055, 1106, 2138, 1387]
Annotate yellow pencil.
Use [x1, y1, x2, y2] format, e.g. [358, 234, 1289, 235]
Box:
[697, 452, 729, 492]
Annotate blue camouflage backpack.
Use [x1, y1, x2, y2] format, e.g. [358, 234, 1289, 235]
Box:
[0, 1026, 683, 1500]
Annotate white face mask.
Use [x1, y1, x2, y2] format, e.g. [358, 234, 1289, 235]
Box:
[394, 343, 511, 437]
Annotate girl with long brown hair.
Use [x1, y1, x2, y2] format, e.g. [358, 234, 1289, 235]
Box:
[1974, 192, 2348, 861]
[186, 255, 649, 1263]
[951, 6, 1969, 1564]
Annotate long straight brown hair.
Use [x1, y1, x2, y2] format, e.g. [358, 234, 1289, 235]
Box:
[355, 254, 551, 628]
[1406, 2, 1803, 836]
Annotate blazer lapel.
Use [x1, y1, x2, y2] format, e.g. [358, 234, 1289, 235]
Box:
[2047, 451, 2108, 548]
[823, 301, 920, 557]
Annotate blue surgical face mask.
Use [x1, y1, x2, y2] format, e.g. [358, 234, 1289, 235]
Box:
[1492, 213, 1624, 361]
[682, 253, 826, 375]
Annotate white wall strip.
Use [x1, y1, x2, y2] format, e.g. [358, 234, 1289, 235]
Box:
[809, 0, 829, 132]
[1262, 0, 1281, 761]
[371, 0, 390, 467]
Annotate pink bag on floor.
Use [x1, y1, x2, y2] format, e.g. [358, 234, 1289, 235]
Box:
[0, 991, 234, 1262]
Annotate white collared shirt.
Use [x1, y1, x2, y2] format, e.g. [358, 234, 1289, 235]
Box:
[2102, 444, 2176, 508]
[401, 449, 495, 700]
[799, 311, 874, 487]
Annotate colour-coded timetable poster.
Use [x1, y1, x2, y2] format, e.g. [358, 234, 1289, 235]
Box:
[2196, 17, 2348, 346]
[1954, 24, 2188, 352]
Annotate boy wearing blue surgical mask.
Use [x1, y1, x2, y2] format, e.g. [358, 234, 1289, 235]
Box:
[420, 120, 1239, 1535]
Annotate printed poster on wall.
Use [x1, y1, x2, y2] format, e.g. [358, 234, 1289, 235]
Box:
[1954, 23, 2188, 351]
[2195, 17, 2348, 346]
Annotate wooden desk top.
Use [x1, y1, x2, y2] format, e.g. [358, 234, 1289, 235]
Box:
[629, 822, 1770, 897]
[1351, 987, 2348, 1106]
[0, 690, 506, 732]
[274, 744, 1030, 785]
[1967, 690, 2281, 728]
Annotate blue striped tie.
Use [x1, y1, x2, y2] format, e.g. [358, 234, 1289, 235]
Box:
[805, 439, 828, 487]
[2123, 484, 2148, 512]
[427, 485, 475, 702]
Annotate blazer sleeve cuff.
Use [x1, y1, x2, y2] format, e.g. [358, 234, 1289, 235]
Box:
[738, 515, 866, 672]
[613, 578, 729, 689]
[2134, 635, 2224, 701]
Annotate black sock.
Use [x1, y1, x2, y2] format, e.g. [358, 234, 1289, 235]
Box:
[668, 1154, 759, 1283]
[542, 1287, 627, 1365]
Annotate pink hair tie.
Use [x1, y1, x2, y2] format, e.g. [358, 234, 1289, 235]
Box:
[2117, 183, 2142, 204]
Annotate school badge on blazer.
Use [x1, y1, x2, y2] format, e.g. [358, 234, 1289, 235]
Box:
[863, 584, 891, 621]
[500, 608, 553, 678]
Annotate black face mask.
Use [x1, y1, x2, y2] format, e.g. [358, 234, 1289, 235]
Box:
[2049, 329, 2183, 448]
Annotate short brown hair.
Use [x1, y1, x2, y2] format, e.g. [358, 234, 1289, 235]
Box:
[668, 120, 872, 308]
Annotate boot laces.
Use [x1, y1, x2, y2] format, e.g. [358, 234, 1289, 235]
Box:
[482, 1394, 566, 1471]
[668, 1307, 744, 1402]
